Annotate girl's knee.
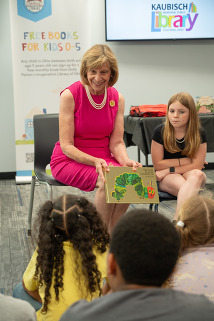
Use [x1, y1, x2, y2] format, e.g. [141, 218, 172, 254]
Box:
[200, 170, 207, 186]
[193, 169, 206, 178]
[190, 169, 206, 185]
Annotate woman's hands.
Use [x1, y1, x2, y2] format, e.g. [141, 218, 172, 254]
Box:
[123, 159, 142, 171]
[94, 158, 109, 182]
[95, 158, 142, 183]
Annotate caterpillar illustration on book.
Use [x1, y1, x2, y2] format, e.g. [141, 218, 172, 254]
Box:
[111, 172, 155, 201]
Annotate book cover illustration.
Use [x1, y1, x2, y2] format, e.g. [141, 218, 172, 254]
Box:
[195, 96, 214, 113]
[104, 166, 159, 204]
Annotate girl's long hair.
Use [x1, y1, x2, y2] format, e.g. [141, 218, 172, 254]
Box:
[33, 194, 109, 314]
[175, 195, 214, 252]
[163, 92, 201, 158]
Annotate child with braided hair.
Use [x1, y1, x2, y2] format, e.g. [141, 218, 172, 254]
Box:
[13, 194, 109, 321]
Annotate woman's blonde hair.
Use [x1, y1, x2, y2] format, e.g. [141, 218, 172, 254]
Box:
[163, 92, 201, 158]
[80, 44, 119, 87]
[176, 195, 214, 252]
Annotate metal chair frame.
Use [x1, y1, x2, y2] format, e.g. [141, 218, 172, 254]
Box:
[28, 113, 65, 235]
[28, 113, 177, 234]
[149, 190, 177, 212]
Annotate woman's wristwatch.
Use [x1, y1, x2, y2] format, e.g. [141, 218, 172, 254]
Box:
[169, 167, 175, 173]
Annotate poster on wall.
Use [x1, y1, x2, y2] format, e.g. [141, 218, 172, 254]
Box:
[9, 0, 90, 183]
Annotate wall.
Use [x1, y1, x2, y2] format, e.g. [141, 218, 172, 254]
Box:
[0, 1, 16, 173]
[91, 1, 214, 109]
[91, 0, 214, 164]
[1, 0, 214, 173]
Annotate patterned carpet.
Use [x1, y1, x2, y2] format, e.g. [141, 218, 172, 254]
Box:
[0, 169, 213, 295]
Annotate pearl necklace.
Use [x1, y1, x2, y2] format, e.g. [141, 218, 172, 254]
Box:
[176, 137, 185, 143]
[85, 85, 107, 110]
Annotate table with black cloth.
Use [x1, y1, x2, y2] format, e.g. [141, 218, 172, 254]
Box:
[124, 114, 214, 166]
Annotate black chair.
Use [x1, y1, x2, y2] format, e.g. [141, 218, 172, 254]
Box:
[28, 113, 66, 235]
[149, 190, 177, 212]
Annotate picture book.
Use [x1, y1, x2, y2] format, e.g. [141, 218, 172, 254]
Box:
[195, 96, 214, 113]
[104, 166, 159, 204]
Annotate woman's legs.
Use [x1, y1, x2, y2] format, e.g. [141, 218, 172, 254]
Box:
[94, 178, 115, 228]
[108, 203, 130, 233]
[13, 282, 42, 311]
[94, 176, 129, 233]
[159, 169, 206, 220]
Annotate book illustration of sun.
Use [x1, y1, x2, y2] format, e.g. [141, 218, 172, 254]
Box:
[111, 172, 155, 201]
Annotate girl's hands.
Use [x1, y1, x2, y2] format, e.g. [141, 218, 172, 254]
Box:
[180, 157, 192, 166]
[202, 161, 208, 169]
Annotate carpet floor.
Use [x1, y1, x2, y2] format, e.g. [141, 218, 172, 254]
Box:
[0, 169, 214, 295]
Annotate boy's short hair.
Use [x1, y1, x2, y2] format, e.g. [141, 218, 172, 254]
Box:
[110, 209, 180, 287]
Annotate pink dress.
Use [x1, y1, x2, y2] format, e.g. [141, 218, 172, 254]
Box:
[50, 81, 121, 191]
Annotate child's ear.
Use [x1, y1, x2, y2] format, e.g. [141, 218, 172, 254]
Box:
[107, 252, 117, 276]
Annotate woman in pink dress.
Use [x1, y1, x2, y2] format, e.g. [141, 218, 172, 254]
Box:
[50, 44, 141, 232]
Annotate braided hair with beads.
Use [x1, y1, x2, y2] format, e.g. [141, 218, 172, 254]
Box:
[33, 194, 109, 314]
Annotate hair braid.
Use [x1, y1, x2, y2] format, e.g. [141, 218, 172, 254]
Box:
[33, 201, 64, 313]
[32, 194, 109, 314]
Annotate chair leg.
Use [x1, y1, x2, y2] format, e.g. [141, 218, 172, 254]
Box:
[154, 204, 159, 212]
[149, 204, 159, 212]
[47, 183, 53, 200]
[28, 176, 36, 236]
